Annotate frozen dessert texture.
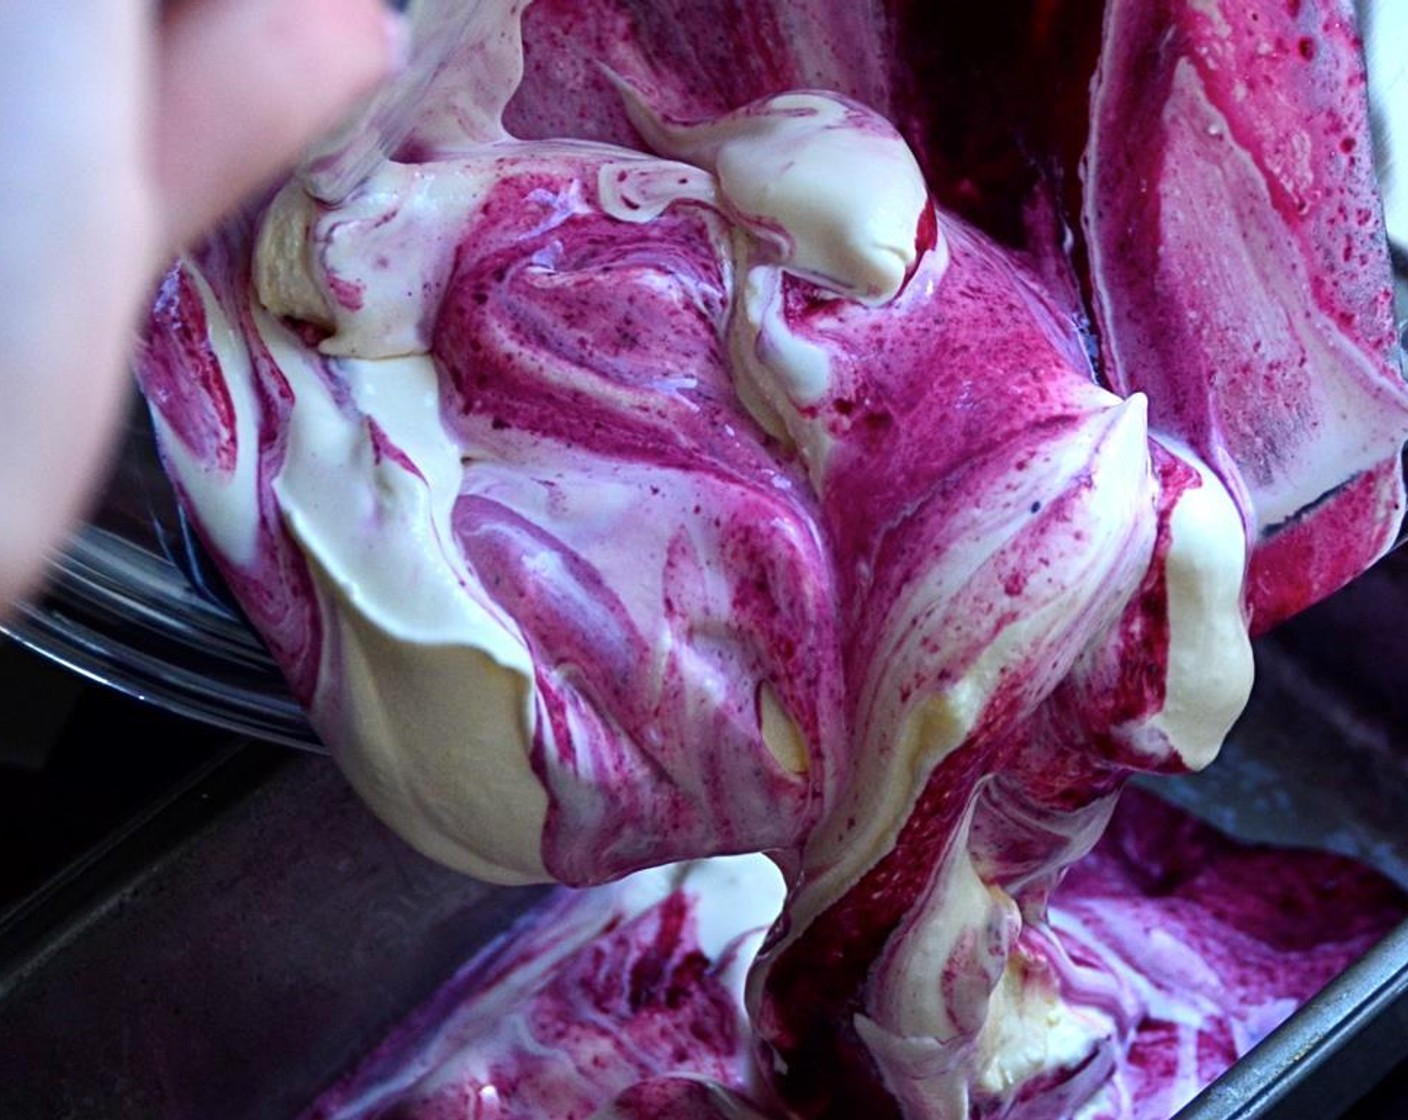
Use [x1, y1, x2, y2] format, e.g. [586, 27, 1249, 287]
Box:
[299, 795, 1407, 1120]
[302, 857, 786, 1120]
[1052, 792, 1407, 1120]
[1085, 0, 1408, 631]
[135, 0, 1408, 1117]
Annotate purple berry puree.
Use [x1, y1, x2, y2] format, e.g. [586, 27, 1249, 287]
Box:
[134, 1, 1408, 1117]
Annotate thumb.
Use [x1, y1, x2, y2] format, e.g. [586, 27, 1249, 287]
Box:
[155, 0, 405, 249]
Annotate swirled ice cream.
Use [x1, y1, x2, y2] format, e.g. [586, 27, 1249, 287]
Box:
[297, 796, 1405, 1120]
[137, 0, 1408, 1117]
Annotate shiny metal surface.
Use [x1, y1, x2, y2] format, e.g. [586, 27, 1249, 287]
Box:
[0, 747, 547, 1120]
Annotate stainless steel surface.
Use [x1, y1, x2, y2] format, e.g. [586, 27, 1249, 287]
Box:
[1177, 920, 1408, 1119]
[0, 747, 545, 1120]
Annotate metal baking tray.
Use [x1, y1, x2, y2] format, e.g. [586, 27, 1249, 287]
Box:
[2, 551, 1408, 1120]
[0, 744, 548, 1120]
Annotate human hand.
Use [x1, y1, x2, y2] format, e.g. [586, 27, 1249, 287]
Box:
[0, 0, 402, 608]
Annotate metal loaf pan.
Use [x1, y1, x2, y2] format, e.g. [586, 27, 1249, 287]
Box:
[2, 552, 1408, 1120]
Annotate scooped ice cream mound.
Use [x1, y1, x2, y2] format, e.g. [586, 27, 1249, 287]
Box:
[137, 1, 1408, 1118]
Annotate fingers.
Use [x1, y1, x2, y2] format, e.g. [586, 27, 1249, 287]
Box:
[0, 0, 403, 609]
[0, 3, 156, 609]
[155, 0, 405, 249]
